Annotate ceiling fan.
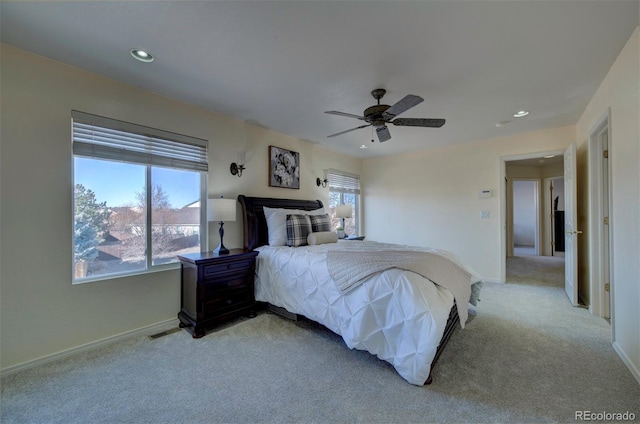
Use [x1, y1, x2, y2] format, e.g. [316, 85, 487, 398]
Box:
[325, 88, 445, 143]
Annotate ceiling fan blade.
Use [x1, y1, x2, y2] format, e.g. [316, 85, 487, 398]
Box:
[392, 118, 446, 128]
[381, 95, 424, 120]
[327, 124, 371, 138]
[325, 110, 367, 121]
[376, 125, 391, 142]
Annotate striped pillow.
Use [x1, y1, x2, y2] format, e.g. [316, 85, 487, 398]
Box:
[286, 214, 312, 247]
[309, 213, 332, 233]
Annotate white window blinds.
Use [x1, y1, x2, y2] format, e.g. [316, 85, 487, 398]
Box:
[72, 111, 208, 172]
[327, 169, 360, 194]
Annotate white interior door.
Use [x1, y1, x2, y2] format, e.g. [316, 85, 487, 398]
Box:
[564, 143, 579, 306]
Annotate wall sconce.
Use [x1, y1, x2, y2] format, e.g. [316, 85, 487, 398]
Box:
[316, 177, 327, 188]
[230, 151, 246, 177]
[230, 162, 245, 177]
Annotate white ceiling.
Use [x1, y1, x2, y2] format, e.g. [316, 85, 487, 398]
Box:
[1, 1, 637, 158]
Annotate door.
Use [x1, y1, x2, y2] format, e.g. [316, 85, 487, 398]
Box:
[564, 143, 580, 306]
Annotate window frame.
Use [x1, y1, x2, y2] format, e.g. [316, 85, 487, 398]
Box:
[71, 111, 209, 284]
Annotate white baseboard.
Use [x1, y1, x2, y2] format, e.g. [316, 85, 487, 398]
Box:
[1, 318, 180, 377]
[613, 341, 640, 385]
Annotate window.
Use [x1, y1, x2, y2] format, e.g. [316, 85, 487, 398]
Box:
[327, 169, 361, 236]
[72, 111, 208, 282]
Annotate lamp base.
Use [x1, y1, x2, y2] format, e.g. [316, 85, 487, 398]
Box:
[214, 221, 230, 255]
[213, 245, 230, 255]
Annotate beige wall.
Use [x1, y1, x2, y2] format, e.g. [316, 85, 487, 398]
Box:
[575, 27, 640, 382]
[0, 45, 360, 370]
[362, 126, 574, 281]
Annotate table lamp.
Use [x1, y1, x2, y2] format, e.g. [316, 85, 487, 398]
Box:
[336, 204, 352, 238]
[208, 197, 237, 254]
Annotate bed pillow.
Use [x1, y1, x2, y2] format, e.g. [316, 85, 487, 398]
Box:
[309, 213, 332, 233]
[264, 206, 326, 246]
[307, 231, 338, 245]
[286, 214, 312, 247]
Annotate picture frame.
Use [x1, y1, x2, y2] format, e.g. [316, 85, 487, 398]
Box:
[269, 146, 300, 189]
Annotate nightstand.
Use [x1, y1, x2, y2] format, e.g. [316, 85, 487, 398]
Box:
[177, 249, 259, 338]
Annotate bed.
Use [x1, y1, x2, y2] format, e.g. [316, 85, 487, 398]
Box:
[238, 195, 482, 385]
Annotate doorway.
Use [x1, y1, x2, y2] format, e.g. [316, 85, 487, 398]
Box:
[512, 180, 539, 256]
[500, 151, 567, 285]
[544, 176, 565, 257]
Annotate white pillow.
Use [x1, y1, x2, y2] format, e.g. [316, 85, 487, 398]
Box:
[307, 231, 338, 245]
[263, 206, 326, 246]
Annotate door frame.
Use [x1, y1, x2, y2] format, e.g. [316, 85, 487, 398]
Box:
[499, 150, 565, 282]
[588, 108, 613, 323]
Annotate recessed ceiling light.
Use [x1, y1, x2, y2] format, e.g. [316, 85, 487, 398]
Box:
[359, 144, 368, 149]
[544, 155, 555, 159]
[130, 49, 154, 63]
[513, 110, 529, 118]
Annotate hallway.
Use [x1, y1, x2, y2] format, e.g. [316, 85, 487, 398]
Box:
[506, 253, 565, 289]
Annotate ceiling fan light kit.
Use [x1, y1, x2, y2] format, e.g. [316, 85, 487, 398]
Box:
[325, 88, 445, 143]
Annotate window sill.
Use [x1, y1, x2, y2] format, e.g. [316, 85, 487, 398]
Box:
[72, 262, 180, 285]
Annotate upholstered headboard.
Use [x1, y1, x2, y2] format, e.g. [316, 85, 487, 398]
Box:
[237, 195, 324, 251]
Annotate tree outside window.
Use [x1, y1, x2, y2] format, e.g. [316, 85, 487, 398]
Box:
[74, 184, 110, 277]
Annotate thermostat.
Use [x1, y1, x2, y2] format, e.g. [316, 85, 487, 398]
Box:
[479, 189, 492, 199]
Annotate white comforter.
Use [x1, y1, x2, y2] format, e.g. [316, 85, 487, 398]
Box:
[254, 240, 481, 385]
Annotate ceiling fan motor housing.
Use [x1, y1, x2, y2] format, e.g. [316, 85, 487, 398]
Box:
[364, 104, 390, 126]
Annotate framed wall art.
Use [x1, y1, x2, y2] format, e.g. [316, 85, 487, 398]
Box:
[269, 146, 300, 189]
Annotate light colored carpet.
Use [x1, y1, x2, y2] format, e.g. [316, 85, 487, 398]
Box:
[2, 256, 638, 423]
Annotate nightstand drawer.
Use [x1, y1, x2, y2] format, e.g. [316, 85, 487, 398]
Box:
[201, 274, 249, 292]
[203, 259, 253, 278]
[202, 288, 252, 316]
